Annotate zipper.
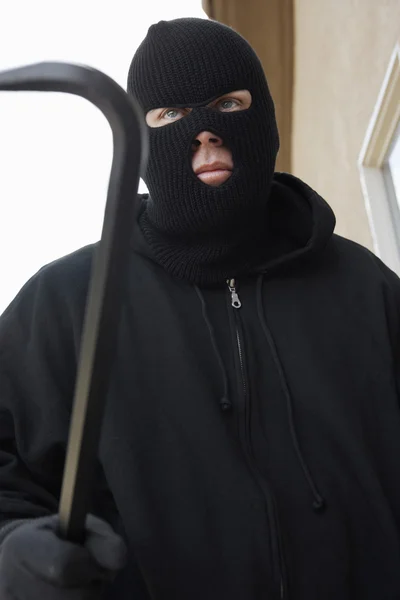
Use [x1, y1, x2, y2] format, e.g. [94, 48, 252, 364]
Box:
[227, 278, 242, 309]
[227, 280, 246, 403]
[226, 278, 285, 599]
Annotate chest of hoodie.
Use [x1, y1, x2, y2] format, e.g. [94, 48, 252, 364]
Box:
[199, 277, 312, 487]
[100, 267, 321, 514]
[198, 272, 400, 587]
[201, 270, 400, 528]
[105, 258, 400, 481]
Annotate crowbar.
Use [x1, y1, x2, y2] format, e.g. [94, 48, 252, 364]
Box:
[0, 61, 148, 543]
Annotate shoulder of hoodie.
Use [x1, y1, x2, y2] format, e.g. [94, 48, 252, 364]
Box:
[327, 234, 400, 347]
[328, 232, 400, 303]
[0, 194, 150, 323]
[273, 173, 399, 301]
[0, 242, 95, 340]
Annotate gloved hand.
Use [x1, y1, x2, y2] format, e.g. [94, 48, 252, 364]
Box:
[0, 514, 127, 600]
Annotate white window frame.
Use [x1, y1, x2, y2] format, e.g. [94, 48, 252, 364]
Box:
[358, 44, 400, 274]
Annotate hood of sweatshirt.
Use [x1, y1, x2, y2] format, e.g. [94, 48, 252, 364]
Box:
[133, 172, 336, 283]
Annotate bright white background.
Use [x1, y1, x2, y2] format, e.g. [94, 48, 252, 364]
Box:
[0, 0, 206, 314]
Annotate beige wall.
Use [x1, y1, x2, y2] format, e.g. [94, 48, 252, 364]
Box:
[292, 0, 400, 249]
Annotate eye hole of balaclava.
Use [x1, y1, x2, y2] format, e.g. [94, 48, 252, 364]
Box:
[145, 89, 253, 129]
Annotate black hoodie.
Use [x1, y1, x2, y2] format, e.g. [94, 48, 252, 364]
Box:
[1, 174, 400, 599]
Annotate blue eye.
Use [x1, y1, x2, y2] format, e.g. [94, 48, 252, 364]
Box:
[219, 99, 237, 111]
[165, 109, 179, 119]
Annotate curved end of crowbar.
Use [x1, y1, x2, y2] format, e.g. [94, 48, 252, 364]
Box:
[0, 61, 148, 175]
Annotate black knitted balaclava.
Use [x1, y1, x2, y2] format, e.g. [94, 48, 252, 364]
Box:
[127, 18, 280, 285]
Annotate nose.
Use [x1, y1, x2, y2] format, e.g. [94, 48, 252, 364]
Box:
[192, 130, 223, 150]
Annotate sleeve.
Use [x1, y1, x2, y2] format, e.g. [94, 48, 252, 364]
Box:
[0, 263, 82, 533]
[372, 254, 400, 398]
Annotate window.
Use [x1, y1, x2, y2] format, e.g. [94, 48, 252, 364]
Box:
[384, 123, 400, 206]
[382, 123, 400, 254]
[359, 44, 400, 273]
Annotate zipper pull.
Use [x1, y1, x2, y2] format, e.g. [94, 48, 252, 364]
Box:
[227, 278, 242, 309]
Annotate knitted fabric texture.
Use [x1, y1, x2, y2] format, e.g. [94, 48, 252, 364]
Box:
[127, 18, 280, 285]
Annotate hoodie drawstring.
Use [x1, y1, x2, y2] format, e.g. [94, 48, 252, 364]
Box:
[256, 274, 326, 513]
[195, 280, 326, 512]
[194, 286, 232, 411]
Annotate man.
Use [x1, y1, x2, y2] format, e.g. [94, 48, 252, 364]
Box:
[1, 16, 400, 600]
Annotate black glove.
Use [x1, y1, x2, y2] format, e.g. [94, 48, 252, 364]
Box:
[0, 514, 127, 600]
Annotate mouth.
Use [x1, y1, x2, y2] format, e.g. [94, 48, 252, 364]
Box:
[194, 162, 233, 186]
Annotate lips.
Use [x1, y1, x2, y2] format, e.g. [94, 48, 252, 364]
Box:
[194, 161, 232, 176]
[194, 161, 233, 186]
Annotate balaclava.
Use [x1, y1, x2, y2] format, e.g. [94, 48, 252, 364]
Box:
[127, 18, 280, 285]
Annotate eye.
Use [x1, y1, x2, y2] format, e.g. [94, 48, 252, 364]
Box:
[146, 107, 190, 128]
[161, 108, 186, 122]
[217, 99, 239, 112]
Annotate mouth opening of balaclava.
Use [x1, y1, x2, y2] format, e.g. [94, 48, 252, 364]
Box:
[127, 17, 280, 286]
